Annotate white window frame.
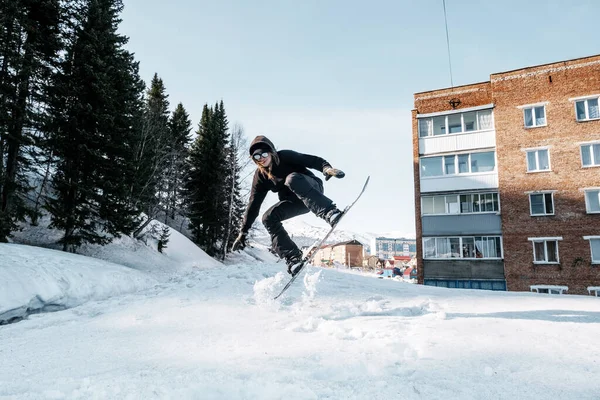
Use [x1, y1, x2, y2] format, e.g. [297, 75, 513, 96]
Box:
[518, 102, 548, 128]
[583, 236, 600, 264]
[570, 94, 600, 121]
[530, 285, 568, 295]
[583, 188, 600, 214]
[528, 237, 562, 264]
[580, 141, 600, 168]
[418, 107, 494, 137]
[528, 191, 555, 216]
[420, 151, 496, 178]
[523, 146, 551, 173]
[421, 192, 500, 216]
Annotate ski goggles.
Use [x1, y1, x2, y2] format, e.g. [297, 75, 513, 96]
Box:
[252, 151, 270, 160]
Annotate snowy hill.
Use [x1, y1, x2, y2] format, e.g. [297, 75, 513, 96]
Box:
[1, 238, 599, 399]
[247, 217, 415, 257]
[283, 218, 376, 249]
[10, 216, 222, 280]
[249, 217, 409, 254]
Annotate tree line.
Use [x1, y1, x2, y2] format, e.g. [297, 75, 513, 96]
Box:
[0, 0, 246, 258]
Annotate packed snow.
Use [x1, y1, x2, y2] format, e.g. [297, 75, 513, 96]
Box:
[1, 222, 600, 399]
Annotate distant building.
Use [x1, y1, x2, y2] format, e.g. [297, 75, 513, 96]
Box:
[371, 237, 416, 259]
[403, 267, 418, 281]
[313, 240, 364, 268]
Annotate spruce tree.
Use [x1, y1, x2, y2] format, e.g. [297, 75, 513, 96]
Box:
[212, 101, 230, 247]
[185, 105, 213, 248]
[165, 103, 192, 222]
[45, 0, 144, 251]
[130, 73, 171, 237]
[185, 103, 230, 255]
[0, 0, 62, 241]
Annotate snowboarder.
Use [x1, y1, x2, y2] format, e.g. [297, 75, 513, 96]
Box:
[231, 135, 345, 274]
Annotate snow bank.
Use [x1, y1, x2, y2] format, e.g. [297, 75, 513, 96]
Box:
[0, 244, 158, 324]
[12, 216, 223, 280]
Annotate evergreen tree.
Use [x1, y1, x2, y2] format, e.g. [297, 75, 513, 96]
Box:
[0, 0, 62, 241]
[185, 102, 229, 255]
[130, 73, 171, 237]
[45, 0, 144, 251]
[165, 103, 192, 222]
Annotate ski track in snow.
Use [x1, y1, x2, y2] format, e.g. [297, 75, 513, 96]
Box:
[1, 261, 600, 399]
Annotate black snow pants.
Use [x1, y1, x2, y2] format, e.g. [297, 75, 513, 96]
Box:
[262, 172, 334, 262]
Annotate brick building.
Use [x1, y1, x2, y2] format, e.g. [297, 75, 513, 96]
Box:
[312, 240, 364, 268]
[413, 54, 600, 295]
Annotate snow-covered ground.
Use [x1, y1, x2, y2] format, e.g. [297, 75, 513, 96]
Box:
[1, 223, 600, 399]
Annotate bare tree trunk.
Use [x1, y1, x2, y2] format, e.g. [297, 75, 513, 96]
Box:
[221, 124, 247, 260]
[2, 30, 32, 220]
[31, 150, 53, 225]
[222, 149, 237, 260]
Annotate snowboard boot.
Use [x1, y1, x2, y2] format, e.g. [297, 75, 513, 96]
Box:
[286, 253, 304, 276]
[324, 207, 344, 228]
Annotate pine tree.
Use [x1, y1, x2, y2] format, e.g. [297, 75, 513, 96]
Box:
[165, 103, 192, 222]
[0, 0, 62, 241]
[185, 105, 213, 248]
[130, 73, 171, 237]
[212, 101, 230, 247]
[45, 0, 144, 251]
[185, 102, 229, 255]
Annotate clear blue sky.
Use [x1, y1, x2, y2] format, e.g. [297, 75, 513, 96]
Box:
[119, 0, 600, 235]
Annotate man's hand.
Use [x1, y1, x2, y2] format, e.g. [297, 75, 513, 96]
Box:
[231, 232, 248, 251]
[323, 167, 345, 181]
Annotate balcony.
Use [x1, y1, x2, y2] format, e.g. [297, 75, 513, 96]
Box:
[419, 129, 496, 156]
[422, 213, 502, 236]
[420, 172, 498, 193]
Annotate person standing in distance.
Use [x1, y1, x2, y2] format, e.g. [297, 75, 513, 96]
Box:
[231, 135, 345, 275]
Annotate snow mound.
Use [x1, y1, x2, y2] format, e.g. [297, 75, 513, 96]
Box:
[0, 243, 158, 324]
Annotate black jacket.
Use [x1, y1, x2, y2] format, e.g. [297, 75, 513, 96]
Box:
[241, 137, 332, 233]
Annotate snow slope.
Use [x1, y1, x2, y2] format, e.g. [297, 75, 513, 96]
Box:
[1, 240, 600, 399]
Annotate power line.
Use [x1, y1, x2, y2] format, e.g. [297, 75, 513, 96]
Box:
[443, 0, 454, 88]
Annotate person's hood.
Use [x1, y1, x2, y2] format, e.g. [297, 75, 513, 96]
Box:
[249, 135, 276, 156]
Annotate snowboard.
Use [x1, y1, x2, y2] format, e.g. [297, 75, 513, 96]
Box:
[273, 176, 370, 300]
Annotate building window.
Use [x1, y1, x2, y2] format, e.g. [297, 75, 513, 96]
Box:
[470, 152, 495, 172]
[422, 192, 499, 215]
[529, 237, 561, 264]
[523, 105, 546, 128]
[581, 142, 600, 167]
[529, 192, 554, 216]
[526, 148, 550, 172]
[420, 151, 496, 178]
[418, 109, 493, 137]
[583, 236, 600, 264]
[423, 236, 502, 259]
[575, 98, 600, 121]
[420, 156, 443, 177]
[584, 189, 600, 213]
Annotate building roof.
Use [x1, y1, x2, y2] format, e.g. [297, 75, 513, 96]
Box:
[332, 239, 363, 247]
[393, 256, 412, 262]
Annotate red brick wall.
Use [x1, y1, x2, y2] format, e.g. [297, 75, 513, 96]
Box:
[492, 55, 600, 294]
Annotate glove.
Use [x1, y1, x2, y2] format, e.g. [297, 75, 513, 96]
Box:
[231, 232, 247, 251]
[323, 167, 345, 181]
